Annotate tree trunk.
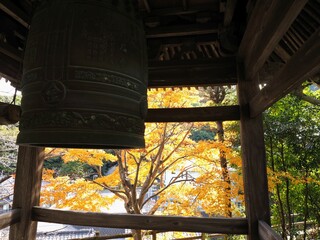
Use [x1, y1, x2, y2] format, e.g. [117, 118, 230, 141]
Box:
[303, 170, 309, 240]
[216, 120, 232, 217]
[270, 138, 287, 239]
[132, 229, 142, 240]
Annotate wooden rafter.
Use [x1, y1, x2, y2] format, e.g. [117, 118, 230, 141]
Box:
[32, 207, 248, 234]
[238, 0, 308, 81]
[223, 0, 237, 27]
[143, 0, 151, 13]
[0, 0, 29, 28]
[0, 41, 23, 63]
[249, 27, 320, 117]
[0, 52, 21, 84]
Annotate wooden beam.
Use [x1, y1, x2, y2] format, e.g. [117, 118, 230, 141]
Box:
[0, 0, 30, 28]
[146, 106, 240, 122]
[0, 52, 21, 85]
[143, 5, 219, 16]
[258, 221, 282, 240]
[32, 207, 248, 234]
[147, 34, 218, 47]
[237, 64, 270, 240]
[0, 42, 23, 63]
[224, 0, 237, 27]
[9, 147, 45, 240]
[0, 209, 21, 230]
[148, 57, 237, 87]
[146, 23, 218, 38]
[238, 0, 307, 81]
[249, 27, 320, 117]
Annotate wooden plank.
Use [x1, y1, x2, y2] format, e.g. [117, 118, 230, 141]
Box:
[237, 64, 270, 240]
[148, 57, 237, 87]
[146, 106, 240, 122]
[0, 0, 30, 28]
[9, 147, 45, 240]
[0, 209, 21, 230]
[146, 23, 218, 38]
[249, 27, 320, 117]
[32, 207, 248, 234]
[258, 221, 282, 240]
[238, 0, 307, 81]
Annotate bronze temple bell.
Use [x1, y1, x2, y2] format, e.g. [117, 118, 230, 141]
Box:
[17, 0, 148, 148]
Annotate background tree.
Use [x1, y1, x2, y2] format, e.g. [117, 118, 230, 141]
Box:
[41, 88, 244, 240]
[265, 86, 320, 240]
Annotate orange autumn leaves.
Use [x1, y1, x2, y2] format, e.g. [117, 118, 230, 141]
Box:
[40, 88, 244, 217]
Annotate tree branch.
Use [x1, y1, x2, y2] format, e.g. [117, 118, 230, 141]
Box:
[293, 86, 320, 106]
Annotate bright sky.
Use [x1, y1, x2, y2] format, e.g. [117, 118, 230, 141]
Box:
[0, 77, 20, 96]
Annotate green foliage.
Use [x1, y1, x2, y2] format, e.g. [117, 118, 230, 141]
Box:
[189, 125, 215, 142]
[59, 161, 86, 179]
[43, 156, 63, 171]
[264, 90, 320, 239]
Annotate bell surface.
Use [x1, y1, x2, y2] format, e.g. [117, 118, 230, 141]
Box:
[17, 0, 148, 149]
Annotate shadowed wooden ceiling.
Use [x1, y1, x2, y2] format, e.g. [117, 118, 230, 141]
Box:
[0, 0, 319, 97]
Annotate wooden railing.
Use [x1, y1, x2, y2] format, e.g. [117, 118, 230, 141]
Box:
[32, 207, 248, 235]
[1, 207, 284, 239]
[259, 221, 282, 240]
[0, 209, 21, 229]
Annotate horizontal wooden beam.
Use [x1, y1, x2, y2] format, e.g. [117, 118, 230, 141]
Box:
[258, 221, 282, 240]
[147, 34, 218, 47]
[148, 57, 237, 87]
[238, 0, 307, 81]
[0, 0, 30, 28]
[0, 105, 240, 124]
[146, 23, 218, 38]
[146, 106, 240, 122]
[143, 5, 219, 16]
[0, 209, 21, 230]
[32, 207, 248, 234]
[249, 27, 320, 117]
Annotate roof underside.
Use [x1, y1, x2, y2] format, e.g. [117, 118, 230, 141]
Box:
[0, 0, 319, 115]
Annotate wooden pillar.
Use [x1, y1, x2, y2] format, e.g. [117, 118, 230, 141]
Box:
[237, 65, 270, 239]
[9, 146, 44, 240]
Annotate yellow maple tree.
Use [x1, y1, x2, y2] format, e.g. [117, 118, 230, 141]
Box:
[40, 88, 244, 239]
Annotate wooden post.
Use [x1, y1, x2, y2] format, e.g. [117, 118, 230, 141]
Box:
[9, 146, 44, 240]
[237, 64, 270, 239]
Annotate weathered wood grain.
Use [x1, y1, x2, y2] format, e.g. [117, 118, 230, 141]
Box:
[148, 57, 237, 88]
[259, 221, 282, 240]
[250, 27, 320, 117]
[146, 106, 240, 122]
[9, 147, 44, 240]
[0, 209, 21, 230]
[32, 207, 248, 234]
[238, 0, 307, 81]
[146, 23, 218, 38]
[237, 64, 270, 240]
